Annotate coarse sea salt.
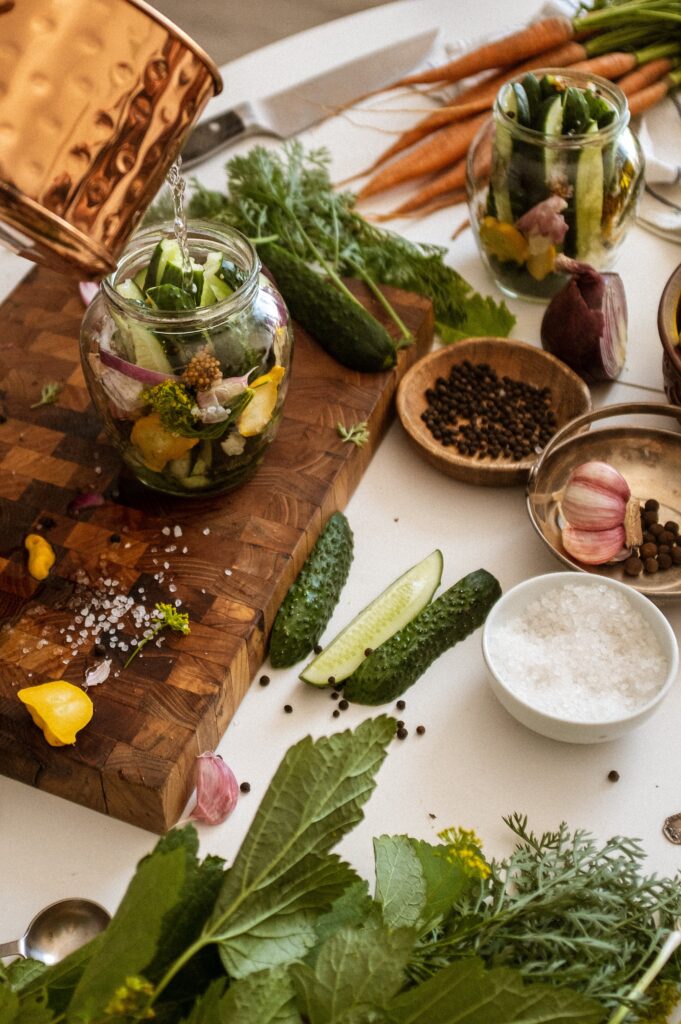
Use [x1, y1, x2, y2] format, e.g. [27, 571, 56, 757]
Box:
[488, 582, 669, 722]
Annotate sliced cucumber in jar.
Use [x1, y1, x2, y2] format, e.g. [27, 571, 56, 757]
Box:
[575, 123, 604, 260]
[115, 278, 145, 304]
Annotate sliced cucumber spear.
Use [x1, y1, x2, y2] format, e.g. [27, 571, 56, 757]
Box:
[301, 549, 443, 686]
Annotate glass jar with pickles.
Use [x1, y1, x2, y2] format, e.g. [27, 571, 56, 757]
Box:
[80, 221, 293, 496]
[466, 69, 644, 301]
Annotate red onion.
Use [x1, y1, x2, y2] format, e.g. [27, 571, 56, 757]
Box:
[540, 256, 627, 383]
[99, 347, 176, 386]
[68, 491, 105, 514]
[79, 281, 99, 307]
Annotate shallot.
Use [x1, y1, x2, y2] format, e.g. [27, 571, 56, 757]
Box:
[541, 256, 628, 383]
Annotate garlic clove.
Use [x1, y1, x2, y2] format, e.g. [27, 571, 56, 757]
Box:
[562, 524, 627, 565]
[561, 479, 626, 531]
[189, 751, 239, 826]
[569, 461, 630, 501]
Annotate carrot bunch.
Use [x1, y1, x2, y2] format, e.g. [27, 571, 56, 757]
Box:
[349, 1, 681, 220]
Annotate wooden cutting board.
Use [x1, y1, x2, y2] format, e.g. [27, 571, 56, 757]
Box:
[0, 265, 433, 832]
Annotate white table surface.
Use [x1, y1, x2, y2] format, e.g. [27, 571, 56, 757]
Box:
[2, 0, 681, 952]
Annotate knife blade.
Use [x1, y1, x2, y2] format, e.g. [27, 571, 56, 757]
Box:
[180, 28, 439, 169]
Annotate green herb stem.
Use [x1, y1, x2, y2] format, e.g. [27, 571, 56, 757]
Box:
[607, 931, 681, 1024]
[347, 259, 412, 344]
[148, 936, 210, 1008]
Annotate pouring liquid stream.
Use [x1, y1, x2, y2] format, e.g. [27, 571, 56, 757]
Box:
[166, 158, 194, 293]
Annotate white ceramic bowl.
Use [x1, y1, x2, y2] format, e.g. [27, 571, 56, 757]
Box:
[482, 572, 679, 744]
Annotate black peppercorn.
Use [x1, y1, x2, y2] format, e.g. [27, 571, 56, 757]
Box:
[313, 644, 323, 654]
[240, 781, 251, 793]
[396, 699, 406, 710]
[332, 709, 340, 718]
[397, 727, 408, 740]
[259, 675, 270, 686]
[109, 533, 121, 544]
[607, 770, 620, 782]
[328, 676, 336, 686]
[284, 704, 293, 713]
[338, 698, 349, 710]
[416, 725, 426, 735]
[364, 648, 373, 656]
[330, 691, 339, 700]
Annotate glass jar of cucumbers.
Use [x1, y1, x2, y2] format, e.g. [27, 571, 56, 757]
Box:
[80, 222, 293, 496]
[466, 69, 644, 301]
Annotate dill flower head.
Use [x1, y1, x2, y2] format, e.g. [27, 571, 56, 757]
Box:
[438, 825, 490, 880]
[142, 380, 196, 435]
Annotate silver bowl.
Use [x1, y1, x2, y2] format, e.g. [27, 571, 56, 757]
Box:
[526, 402, 681, 601]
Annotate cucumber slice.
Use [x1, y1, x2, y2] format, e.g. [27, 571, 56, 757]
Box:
[522, 74, 542, 128]
[300, 549, 443, 686]
[146, 284, 195, 311]
[492, 85, 516, 223]
[145, 238, 183, 291]
[539, 94, 563, 181]
[133, 268, 147, 291]
[511, 83, 531, 127]
[115, 278, 145, 304]
[563, 87, 590, 135]
[575, 124, 604, 260]
[131, 324, 173, 374]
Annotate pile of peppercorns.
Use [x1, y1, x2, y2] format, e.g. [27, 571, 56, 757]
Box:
[624, 499, 681, 576]
[421, 360, 557, 461]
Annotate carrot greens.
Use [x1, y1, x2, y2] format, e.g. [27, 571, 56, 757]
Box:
[181, 143, 515, 343]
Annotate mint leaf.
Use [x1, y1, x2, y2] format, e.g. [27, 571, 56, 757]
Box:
[67, 828, 200, 1022]
[374, 837, 426, 929]
[219, 966, 301, 1023]
[375, 837, 467, 933]
[386, 958, 605, 1023]
[290, 924, 413, 1023]
[205, 717, 395, 978]
[436, 288, 515, 343]
[314, 881, 373, 947]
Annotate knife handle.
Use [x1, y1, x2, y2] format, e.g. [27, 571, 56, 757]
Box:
[181, 109, 252, 170]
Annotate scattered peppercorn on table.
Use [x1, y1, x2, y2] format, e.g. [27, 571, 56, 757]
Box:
[0, 2, 680, 1001]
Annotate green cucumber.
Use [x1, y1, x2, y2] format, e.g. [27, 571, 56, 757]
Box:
[562, 87, 591, 135]
[521, 74, 541, 125]
[269, 512, 354, 667]
[146, 284, 195, 311]
[574, 123, 604, 260]
[115, 278, 145, 304]
[343, 569, 501, 706]
[260, 243, 397, 373]
[301, 549, 443, 686]
[145, 238, 183, 291]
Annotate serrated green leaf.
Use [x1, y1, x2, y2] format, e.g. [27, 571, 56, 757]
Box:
[0, 985, 18, 1024]
[205, 718, 395, 977]
[374, 837, 426, 930]
[410, 840, 468, 930]
[4, 963, 45, 993]
[217, 854, 358, 975]
[220, 966, 300, 1023]
[436, 288, 515, 342]
[67, 828, 200, 1022]
[386, 958, 605, 1024]
[291, 924, 413, 1024]
[314, 881, 373, 947]
[17, 936, 102, 1017]
[180, 979, 227, 1024]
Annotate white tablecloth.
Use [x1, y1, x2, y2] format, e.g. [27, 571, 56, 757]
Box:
[1, 0, 680, 949]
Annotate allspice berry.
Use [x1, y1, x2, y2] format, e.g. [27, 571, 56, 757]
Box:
[624, 556, 643, 577]
[645, 557, 659, 574]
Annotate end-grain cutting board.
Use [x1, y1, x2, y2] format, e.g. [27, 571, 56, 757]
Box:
[0, 265, 433, 832]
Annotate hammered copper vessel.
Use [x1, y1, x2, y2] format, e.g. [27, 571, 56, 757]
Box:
[0, 0, 222, 278]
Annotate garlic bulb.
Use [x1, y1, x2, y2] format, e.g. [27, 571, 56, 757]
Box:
[558, 461, 641, 565]
[189, 751, 239, 826]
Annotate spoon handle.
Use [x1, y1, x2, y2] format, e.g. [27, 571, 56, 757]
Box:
[0, 939, 22, 958]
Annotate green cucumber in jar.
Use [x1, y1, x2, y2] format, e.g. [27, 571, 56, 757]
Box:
[269, 512, 354, 668]
[343, 569, 501, 706]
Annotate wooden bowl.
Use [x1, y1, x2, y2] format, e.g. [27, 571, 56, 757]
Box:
[396, 338, 592, 487]
[658, 261, 681, 407]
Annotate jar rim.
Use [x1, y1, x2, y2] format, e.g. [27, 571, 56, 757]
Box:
[493, 68, 630, 147]
[101, 220, 261, 330]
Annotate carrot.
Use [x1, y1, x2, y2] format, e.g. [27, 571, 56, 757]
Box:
[567, 51, 638, 77]
[391, 15, 575, 88]
[357, 112, 488, 200]
[354, 40, 588, 181]
[618, 57, 675, 95]
[376, 159, 468, 218]
[375, 191, 467, 221]
[627, 75, 677, 116]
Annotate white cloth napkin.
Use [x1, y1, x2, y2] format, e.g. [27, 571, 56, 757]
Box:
[443, 0, 681, 243]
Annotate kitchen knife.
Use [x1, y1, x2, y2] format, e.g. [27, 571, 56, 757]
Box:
[180, 28, 439, 169]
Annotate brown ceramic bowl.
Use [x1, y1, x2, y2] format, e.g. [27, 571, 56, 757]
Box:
[396, 338, 592, 487]
[658, 262, 681, 406]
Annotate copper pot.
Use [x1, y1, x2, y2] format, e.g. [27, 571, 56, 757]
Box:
[0, 0, 222, 278]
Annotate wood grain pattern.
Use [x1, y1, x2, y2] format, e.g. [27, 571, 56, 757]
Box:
[0, 266, 433, 832]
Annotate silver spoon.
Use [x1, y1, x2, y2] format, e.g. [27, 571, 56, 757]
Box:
[0, 898, 111, 964]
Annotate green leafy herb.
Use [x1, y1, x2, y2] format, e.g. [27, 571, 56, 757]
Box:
[10, 722, 681, 1024]
[186, 144, 514, 342]
[124, 601, 190, 668]
[30, 382, 62, 409]
[337, 420, 370, 447]
[142, 379, 252, 441]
